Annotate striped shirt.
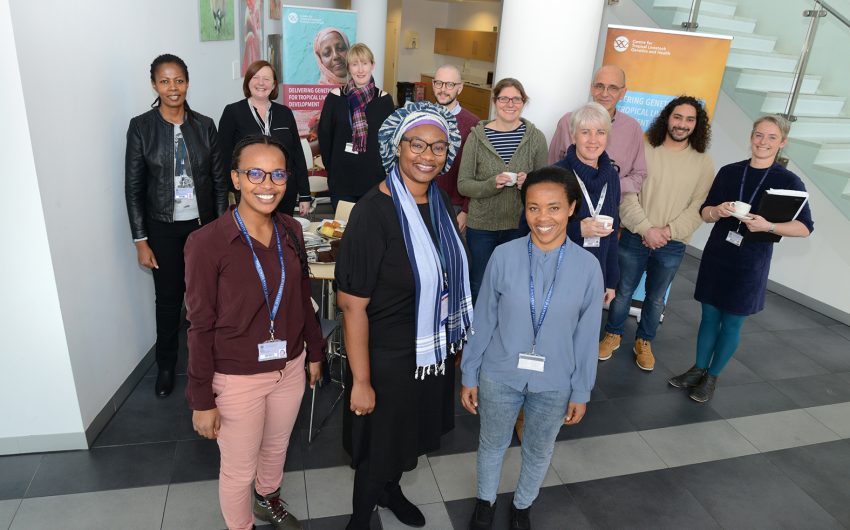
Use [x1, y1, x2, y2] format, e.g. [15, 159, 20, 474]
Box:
[484, 123, 526, 164]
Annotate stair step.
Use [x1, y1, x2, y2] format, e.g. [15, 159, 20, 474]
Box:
[730, 69, 821, 95]
[813, 143, 850, 165]
[814, 161, 850, 176]
[790, 117, 850, 141]
[652, 0, 737, 17]
[761, 92, 846, 117]
[712, 30, 777, 53]
[671, 9, 757, 33]
[727, 49, 799, 73]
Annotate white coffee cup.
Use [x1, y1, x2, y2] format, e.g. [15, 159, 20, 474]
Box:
[595, 214, 614, 230]
[503, 172, 518, 186]
[732, 201, 751, 217]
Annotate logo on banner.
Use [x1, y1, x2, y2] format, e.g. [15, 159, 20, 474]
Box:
[613, 36, 630, 52]
[288, 12, 299, 24]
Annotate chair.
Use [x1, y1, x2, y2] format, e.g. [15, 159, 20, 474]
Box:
[335, 200, 355, 222]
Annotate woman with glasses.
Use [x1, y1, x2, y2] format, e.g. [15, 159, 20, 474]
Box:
[185, 135, 324, 530]
[218, 60, 312, 217]
[335, 102, 472, 529]
[125, 53, 228, 397]
[457, 78, 548, 302]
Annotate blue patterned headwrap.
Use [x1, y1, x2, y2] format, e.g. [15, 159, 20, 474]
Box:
[378, 101, 462, 176]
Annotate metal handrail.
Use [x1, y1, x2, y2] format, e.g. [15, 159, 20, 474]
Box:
[681, 0, 702, 31]
[819, 0, 850, 29]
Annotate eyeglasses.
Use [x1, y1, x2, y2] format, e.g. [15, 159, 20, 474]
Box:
[401, 137, 449, 156]
[592, 83, 623, 94]
[432, 80, 460, 89]
[236, 168, 289, 185]
[495, 96, 524, 106]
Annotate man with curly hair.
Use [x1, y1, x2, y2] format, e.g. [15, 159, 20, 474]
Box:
[599, 96, 715, 371]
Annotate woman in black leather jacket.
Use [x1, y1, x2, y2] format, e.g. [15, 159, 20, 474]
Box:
[125, 53, 228, 397]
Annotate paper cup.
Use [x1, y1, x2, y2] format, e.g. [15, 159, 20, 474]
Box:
[503, 172, 518, 186]
[595, 215, 614, 230]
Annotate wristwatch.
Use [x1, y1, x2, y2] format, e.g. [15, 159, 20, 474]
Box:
[768, 223, 776, 233]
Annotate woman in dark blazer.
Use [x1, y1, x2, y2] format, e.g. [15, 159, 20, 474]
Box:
[218, 60, 312, 216]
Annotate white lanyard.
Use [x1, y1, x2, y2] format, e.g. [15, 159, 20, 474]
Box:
[248, 100, 272, 136]
[574, 170, 607, 218]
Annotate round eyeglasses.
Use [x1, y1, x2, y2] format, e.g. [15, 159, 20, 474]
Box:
[401, 137, 449, 157]
[236, 168, 289, 185]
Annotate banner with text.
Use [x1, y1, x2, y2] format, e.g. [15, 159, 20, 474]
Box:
[602, 25, 732, 131]
[281, 5, 356, 144]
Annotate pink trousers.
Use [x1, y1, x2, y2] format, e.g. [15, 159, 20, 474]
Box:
[213, 359, 305, 530]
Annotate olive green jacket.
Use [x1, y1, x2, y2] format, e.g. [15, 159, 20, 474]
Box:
[457, 118, 549, 231]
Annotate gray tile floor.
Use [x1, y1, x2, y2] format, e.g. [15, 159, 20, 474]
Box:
[2, 255, 850, 529]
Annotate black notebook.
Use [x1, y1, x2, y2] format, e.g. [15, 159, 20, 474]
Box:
[744, 188, 809, 243]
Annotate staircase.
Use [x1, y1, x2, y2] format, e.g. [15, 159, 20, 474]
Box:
[635, 0, 850, 218]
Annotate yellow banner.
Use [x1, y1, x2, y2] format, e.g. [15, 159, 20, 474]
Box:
[602, 25, 732, 130]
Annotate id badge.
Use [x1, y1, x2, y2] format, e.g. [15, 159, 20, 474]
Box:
[583, 237, 601, 248]
[726, 230, 744, 247]
[344, 142, 357, 154]
[175, 187, 194, 200]
[517, 352, 545, 372]
[258, 339, 287, 362]
[440, 289, 449, 325]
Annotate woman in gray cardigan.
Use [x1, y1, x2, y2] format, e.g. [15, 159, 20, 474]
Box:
[457, 78, 548, 302]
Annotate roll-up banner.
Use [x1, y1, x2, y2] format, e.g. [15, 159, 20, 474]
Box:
[280, 5, 357, 145]
[602, 25, 732, 318]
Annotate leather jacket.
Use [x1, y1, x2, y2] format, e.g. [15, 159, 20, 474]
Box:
[125, 108, 228, 240]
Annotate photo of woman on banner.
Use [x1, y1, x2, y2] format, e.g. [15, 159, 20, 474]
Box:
[314, 27, 350, 86]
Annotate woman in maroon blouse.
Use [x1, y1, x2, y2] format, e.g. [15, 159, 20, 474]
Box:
[184, 135, 324, 530]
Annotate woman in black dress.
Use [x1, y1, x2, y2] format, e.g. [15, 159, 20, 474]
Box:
[668, 115, 814, 402]
[218, 60, 312, 216]
[335, 101, 473, 529]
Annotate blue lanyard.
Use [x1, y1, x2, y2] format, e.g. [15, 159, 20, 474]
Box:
[739, 163, 772, 205]
[528, 238, 567, 350]
[233, 209, 286, 340]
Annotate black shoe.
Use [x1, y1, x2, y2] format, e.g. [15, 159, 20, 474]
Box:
[689, 374, 718, 403]
[155, 368, 175, 397]
[377, 484, 425, 527]
[468, 498, 495, 530]
[510, 503, 531, 530]
[668, 366, 707, 388]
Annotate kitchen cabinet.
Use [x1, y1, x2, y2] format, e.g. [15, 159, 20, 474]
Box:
[433, 28, 497, 62]
[421, 75, 491, 120]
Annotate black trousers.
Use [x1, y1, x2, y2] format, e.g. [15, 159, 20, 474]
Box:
[146, 218, 200, 369]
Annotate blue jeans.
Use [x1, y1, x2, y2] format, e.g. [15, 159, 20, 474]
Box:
[605, 229, 685, 341]
[476, 376, 570, 509]
[466, 227, 523, 303]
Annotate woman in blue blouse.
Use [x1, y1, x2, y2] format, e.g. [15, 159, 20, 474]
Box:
[668, 115, 814, 402]
[461, 166, 603, 530]
[554, 102, 620, 305]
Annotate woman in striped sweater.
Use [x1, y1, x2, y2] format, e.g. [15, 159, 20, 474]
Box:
[457, 78, 548, 303]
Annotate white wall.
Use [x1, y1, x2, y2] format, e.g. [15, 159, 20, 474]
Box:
[600, 0, 850, 321]
[0, 0, 85, 454]
[4, 0, 345, 450]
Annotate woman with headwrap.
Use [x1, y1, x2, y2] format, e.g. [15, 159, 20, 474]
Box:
[335, 101, 473, 530]
[318, 43, 394, 210]
[313, 27, 350, 85]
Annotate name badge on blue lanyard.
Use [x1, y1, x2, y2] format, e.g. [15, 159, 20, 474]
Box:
[233, 208, 287, 361]
[519, 239, 567, 373]
[728, 164, 771, 247]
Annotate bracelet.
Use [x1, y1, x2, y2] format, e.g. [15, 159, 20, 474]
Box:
[768, 223, 776, 233]
[708, 207, 718, 222]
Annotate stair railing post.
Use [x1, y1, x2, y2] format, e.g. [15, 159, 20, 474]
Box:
[681, 0, 702, 31]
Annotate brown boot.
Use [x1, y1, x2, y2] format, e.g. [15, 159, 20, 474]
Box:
[598, 332, 621, 361]
[634, 339, 655, 371]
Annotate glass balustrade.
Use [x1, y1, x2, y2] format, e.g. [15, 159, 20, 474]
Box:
[633, 0, 850, 221]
